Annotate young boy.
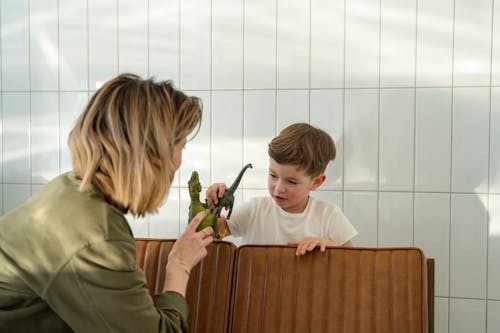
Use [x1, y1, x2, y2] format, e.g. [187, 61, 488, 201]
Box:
[206, 123, 357, 255]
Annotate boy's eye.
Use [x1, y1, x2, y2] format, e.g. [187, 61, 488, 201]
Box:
[269, 173, 277, 179]
[288, 180, 298, 185]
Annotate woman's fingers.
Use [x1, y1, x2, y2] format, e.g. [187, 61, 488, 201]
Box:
[186, 211, 206, 233]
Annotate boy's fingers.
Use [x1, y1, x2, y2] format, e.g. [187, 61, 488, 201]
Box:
[217, 184, 226, 198]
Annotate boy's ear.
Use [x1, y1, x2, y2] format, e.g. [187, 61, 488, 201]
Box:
[310, 173, 326, 191]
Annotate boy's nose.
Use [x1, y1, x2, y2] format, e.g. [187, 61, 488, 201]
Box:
[275, 183, 286, 194]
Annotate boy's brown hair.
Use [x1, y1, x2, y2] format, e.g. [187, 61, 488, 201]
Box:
[68, 73, 202, 217]
[268, 123, 336, 177]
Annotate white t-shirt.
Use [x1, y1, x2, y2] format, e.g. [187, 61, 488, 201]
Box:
[227, 196, 358, 245]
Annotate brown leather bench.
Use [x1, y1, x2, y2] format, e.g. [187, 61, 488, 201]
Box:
[135, 239, 237, 333]
[230, 245, 433, 333]
[135, 240, 434, 333]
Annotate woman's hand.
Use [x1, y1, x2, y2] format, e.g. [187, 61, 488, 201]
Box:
[287, 237, 336, 256]
[205, 183, 227, 209]
[163, 212, 214, 296]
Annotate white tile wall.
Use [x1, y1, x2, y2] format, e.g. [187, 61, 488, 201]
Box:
[276, 0, 310, 89]
[344, 89, 379, 191]
[488, 195, 500, 299]
[343, 191, 378, 247]
[149, 0, 180, 83]
[310, 0, 344, 88]
[243, 0, 276, 89]
[179, 90, 212, 190]
[212, 90, 244, 183]
[449, 299, 486, 333]
[415, 88, 452, 192]
[3, 93, 30, 183]
[89, 0, 118, 89]
[30, 0, 58, 91]
[212, 0, 243, 89]
[345, 0, 380, 88]
[59, 0, 88, 91]
[453, 0, 492, 86]
[2, 0, 500, 331]
[414, 193, 450, 297]
[118, 0, 148, 77]
[1, 0, 30, 91]
[30, 92, 59, 184]
[490, 87, 500, 192]
[379, 0, 416, 87]
[378, 191, 413, 246]
[450, 194, 488, 299]
[494, 2, 500, 85]
[435, 297, 449, 333]
[379, 88, 414, 191]
[310, 89, 344, 190]
[243, 90, 276, 189]
[488, 301, 500, 333]
[59, 92, 88, 173]
[276, 90, 309, 130]
[416, 0, 454, 87]
[180, 0, 211, 90]
[451, 88, 490, 193]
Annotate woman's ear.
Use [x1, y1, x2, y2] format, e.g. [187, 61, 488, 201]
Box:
[310, 173, 326, 191]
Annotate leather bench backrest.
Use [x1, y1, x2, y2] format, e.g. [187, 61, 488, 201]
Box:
[229, 246, 429, 333]
[135, 239, 237, 333]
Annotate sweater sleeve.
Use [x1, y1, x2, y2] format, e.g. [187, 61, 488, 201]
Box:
[45, 239, 188, 333]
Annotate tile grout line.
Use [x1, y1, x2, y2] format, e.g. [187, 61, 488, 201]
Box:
[274, 0, 278, 135]
[147, 0, 150, 78]
[3, 84, 500, 94]
[448, 0, 457, 330]
[177, 0, 181, 236]
[27, 0, 32, 196]
[0, 0, 3, 214]
[242, 0, 246, 188]
[412, 0, 419, 249]
[485, 0, 496, 325]
[308, 0, 312, 124]
[342, 0, 346, 211]
[209, 0, 214, 192]
[376, 0, 382, 248]
[57, 0, 61, 178]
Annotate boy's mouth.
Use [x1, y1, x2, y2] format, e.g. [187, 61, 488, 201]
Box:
[274, 195, 286, 204]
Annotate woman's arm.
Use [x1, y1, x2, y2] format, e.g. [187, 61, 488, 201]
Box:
[163, 212, 214, 296]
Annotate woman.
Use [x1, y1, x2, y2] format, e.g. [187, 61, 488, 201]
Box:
[0, 73, 213, 332]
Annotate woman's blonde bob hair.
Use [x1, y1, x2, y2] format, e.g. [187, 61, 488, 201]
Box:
[68, 73, 202, 217]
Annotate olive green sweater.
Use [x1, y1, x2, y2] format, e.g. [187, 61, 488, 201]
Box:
[0, 172, 188, 332]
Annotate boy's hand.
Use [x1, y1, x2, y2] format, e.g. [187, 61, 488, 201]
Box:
[205, 183, 227, 209]
[288, 237, 336, 256]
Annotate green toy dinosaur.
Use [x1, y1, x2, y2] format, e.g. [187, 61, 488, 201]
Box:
[188, 171, 219, 238]
[187, 163, 253, 240]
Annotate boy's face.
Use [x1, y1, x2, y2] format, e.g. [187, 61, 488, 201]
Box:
[267, 158, 325, 214]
